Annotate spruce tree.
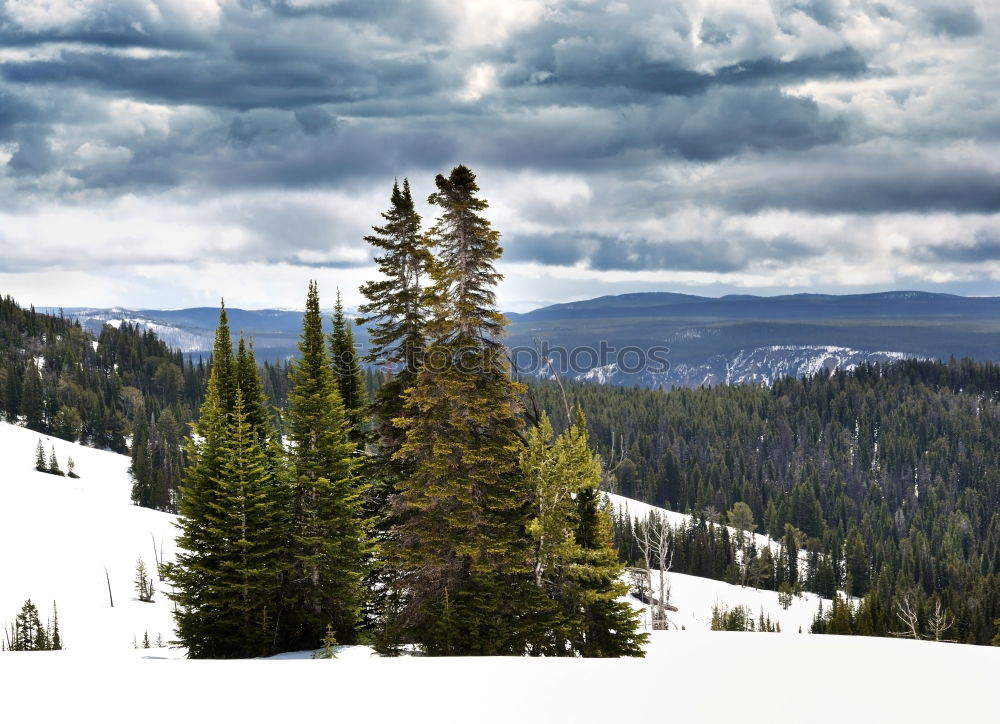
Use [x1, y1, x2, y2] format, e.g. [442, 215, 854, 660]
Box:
[284, 281, 370, 649]
[167, 357, 230, 657]
[13, 599, 42, 650]
[50, 601, 61, 650]
[387, 165, 536, 655]
[329, 291, 368, 443]
[167, 306, 285, 658]
[357, 178, 430, 513]
[211, 388, 285, 657]
[34, 439, 46, 472]
[357, 178, 430, 649]
[48, 446, 63, 476]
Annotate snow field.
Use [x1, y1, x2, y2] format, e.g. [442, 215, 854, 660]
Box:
[0, 422, 179, 653]
[1, 420, 997, 724]
[3, 633, 997, 723]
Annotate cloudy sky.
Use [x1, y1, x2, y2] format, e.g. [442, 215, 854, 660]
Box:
[0, 0, 997, 312]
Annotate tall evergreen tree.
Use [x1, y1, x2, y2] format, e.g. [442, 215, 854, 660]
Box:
[387, 165, 537, 655]
[329, 291, 368, 443]
[34, 439, 46, 472]
[211, 388, 285, 657]
[21, 365, 44, 432]
[284, 281, 370, 649]
[167, 306, 285, 658]
[357, 179, 430, 647]
[358, 179, 431, 514]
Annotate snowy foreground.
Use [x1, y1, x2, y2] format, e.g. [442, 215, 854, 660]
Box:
[1, 422, 997, 722]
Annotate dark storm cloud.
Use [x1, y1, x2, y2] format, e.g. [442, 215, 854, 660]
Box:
[0, 0, 880, 198]
[923, 4, 983, 38]
[2, 50, 395, 110]
[504, 232, 820, 273]
[916, 232, 1000, 264]
[717, 160, 1000, 214]
[0, 87, 35, 121]
[787, 0, 843, 29]
[6, 126, 54, 175]
[513, 48, 868, 98]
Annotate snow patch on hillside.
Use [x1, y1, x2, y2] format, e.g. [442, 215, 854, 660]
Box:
[0, 422, 178, 653]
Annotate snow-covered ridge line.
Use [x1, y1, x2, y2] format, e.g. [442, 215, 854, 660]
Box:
[547, 344, 918, 389]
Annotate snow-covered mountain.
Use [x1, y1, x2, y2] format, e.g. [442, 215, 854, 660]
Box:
[568, 345, 915, 388]
[52, 289, 1000, 388]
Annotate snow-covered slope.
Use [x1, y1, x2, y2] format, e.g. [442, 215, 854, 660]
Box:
[1, 421, 996, 723]
[0, 422, 178, 653]
[606, 492, 801, 566]
[3, 632, 997, 723]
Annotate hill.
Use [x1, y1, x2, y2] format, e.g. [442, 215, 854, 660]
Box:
[54, 290, 1000, 388]
[506, 290, 1000, 387]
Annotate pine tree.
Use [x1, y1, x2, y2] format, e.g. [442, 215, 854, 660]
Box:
[12, 599, 42, 650]
[357, 178, 431, 647]
[330, 291, 368, 443]
[211, 388, 285, 657]
[135, 558, 155, 602]
[235, 334, 273, 451]
[48, 446, 63, 476]
[284, 281, 370, 649]
[50, 601, 61, 650]
[387, 165, 536, 655]
[21, 364, 44, 432]
[34, 439, 46, 472]
[521, 412, 646, 656]
[357, 178, 431, 514]
[167, 306, 285, 658]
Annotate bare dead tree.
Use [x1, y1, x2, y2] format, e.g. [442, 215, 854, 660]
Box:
[928, 600, 956, 642]
[104, 566, 114, 608]
[150, 532, 163, 580]
[893, 592, 920, 639]
[635, 511, 674, 630]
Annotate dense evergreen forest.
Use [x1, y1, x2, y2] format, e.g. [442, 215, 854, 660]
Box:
[525, 359, 1000, 644]
[0, 295, 202, 452]
[0, 294, 317, 512]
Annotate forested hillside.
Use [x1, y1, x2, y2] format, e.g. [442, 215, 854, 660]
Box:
[0, 295, 302, 511]
[526, 359, 1000, 644]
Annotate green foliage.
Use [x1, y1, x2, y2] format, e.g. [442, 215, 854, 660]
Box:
[531, 358, 1000, 645]
[167, 305, 287, 659]
[357, 178, 431, 524]
[134, 558, 155, 603]
[711, 604, 776, 632]
[6, 599, 61, 651]
[47, 446, 63, 476]
[329, 291, 368, 442]
[284, 281, 371, 650]
[34, 439, 46, 472]
[521, 412, 645, 656]
[312, 624, 339, 659]
[385, 166, 536, 655]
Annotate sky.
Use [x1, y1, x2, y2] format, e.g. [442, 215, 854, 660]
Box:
[0, 0, 997, 312]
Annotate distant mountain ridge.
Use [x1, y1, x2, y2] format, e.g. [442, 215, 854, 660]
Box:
[46, 290, 1000, 388]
